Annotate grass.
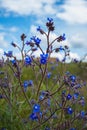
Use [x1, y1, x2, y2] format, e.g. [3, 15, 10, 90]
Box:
[0, 61, 87, 130]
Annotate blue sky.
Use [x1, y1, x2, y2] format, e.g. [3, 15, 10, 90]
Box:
[0, 0, 87, 61]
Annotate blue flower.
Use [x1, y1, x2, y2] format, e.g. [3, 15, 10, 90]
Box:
[62, 33, 66, 40]
[40, 58, 47, 64]
[33, 104, 40, 113]
[73, 93, 79, 99]
[37, 26, 44, 34]
[69, 75, 76, 82]
[35, 38, 41, 45]
[29, 112, 42, 121]
[40, 53, 48, 64]
[39, 94, 45, 100]
[47, 72, 52, 78]
[4, 51, 13, 57]
[23, 80, 33, 90]
[37, 26, 41, 31]
[59, 46, 64, 51]
[67, 94, 72, 100]
[23, 81, 29, 88]
[31, 36, 41, 45]
[11, 59, 16, 64]
[40, 53, 48, 59]
[67, 107, 73, 114]
[25, 41, 31, 45]
[39, 91, 46, 100]
[11, 59, 17, 67]
[47, 17, 53, 22]
[28, 80, 33, 86]
[29, 104, 42, 121]
[30, 112, 38, 120]
[25, 56, 32, 65]
[80, 110, 85, 118]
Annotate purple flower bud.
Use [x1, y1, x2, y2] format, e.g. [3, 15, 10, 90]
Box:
[11, 42, 17, 47]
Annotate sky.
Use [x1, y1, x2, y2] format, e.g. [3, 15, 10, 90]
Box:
[0, 0, 87, 61]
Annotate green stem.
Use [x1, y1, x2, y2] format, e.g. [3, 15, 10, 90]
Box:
[30, 108, 61, 130]
[18, 75, 31, 108]
[36, 63, 47, 97]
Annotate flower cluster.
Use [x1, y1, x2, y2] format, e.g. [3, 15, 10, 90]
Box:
[57, 33, 66, 42]
[31, 36, 41, 46]
[46, 18, 55, 31]
[4, 51, 13, 57]
[24, 56, 32, 65]
[23, 80, 33, 87]
[0, 17, 87, 130]
[30, 104, 42, 121]
[40, 53, 48, 64]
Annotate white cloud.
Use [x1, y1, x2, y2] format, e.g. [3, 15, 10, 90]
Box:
[43, 4, 56, 15]
[83, 55, 87, 62]
[69, 52, 80, 60]
[15, 52, 22, 59]
[0, 48, 4, 59]
[0, 0, 56, 16]
[0, 0, 87, 25]
[56, 0, 87, 24]
[0, 33, 8, 47]
[9, 27, 18, 32]
[0, 24, 18, 32]
[51, 52, 64, 59]
[70, 33, 87, 48]
[0, 25, 19, 49]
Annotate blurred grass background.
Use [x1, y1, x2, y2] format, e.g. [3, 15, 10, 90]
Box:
[0, 61, 87, 130]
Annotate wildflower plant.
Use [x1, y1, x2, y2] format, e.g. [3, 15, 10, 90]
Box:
[0, 18, 87, 130]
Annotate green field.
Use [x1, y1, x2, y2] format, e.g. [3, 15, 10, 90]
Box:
[0, 61, 87, 130]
